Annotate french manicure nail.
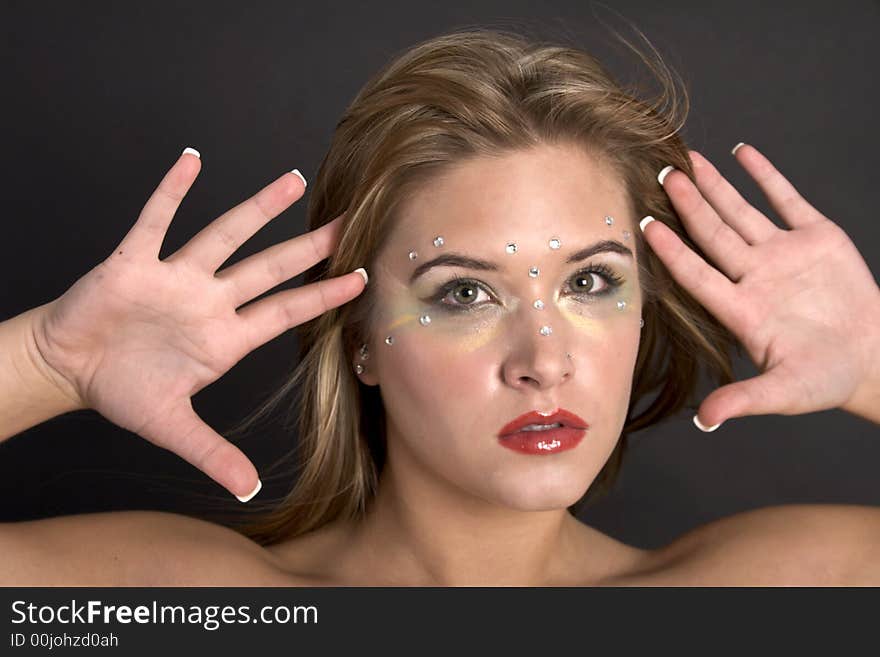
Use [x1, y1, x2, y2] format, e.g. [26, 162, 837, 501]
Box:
[290, 169, 308, 188]
[657, 165, 675, 186]
[639, 216, 655, 232]
[693, 414, 722, 432]
[731, 142, 745, 156]
[236, 478, 262, 503]
[182, 147, 201, 159]
[353, 267, 369, 285]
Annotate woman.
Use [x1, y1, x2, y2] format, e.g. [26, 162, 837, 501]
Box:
[1, 29, 878, 586]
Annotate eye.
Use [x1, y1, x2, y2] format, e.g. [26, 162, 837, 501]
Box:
[433, 277, 493, 311]
[429, 264, 624, 314]
[568, 264, 623, 298]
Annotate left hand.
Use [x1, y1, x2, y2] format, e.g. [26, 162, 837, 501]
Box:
[642, 143, 880, 429]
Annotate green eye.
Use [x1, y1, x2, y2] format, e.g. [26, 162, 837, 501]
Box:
[429, 264, 625, 314]
[567, 264, 625, 297]
[571, 271, 601, 293]
[437, 280, 489, 309]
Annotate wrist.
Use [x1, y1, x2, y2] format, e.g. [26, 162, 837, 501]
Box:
[842, 376, 880, 423]
[841, 308, 880, 424]
[0, 302, 84, 441]
[18, 302, 85, 414]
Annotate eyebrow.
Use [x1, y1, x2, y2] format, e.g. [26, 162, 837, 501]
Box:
[408, 239, 634, 283]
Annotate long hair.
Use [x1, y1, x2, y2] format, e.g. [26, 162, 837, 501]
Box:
[218, 26, 737, 546]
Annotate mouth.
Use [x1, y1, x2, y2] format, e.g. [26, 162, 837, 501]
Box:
[497, 408, 589, 455]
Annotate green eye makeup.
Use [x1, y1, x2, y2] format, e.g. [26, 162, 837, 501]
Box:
[376, 215, 644, 354]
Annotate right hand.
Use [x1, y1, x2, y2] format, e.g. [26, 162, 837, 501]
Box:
[29, 150, 366, 501]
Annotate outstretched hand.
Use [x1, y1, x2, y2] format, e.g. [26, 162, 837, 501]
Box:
[641, 144, 880, 430]
[32, 150, 367, 501]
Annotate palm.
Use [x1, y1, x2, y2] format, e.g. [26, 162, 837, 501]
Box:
[736, 222, 871, 412]
[41, 254, 251, 443]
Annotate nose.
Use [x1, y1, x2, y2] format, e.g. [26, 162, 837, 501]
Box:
[500, 306, 575, 391]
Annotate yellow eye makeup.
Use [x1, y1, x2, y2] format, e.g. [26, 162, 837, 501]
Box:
[380, 223, 642, 348]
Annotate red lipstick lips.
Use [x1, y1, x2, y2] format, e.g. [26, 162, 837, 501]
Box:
[497, 408, 589, 455]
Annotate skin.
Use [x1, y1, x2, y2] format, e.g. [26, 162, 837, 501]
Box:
[272, 142, 650, 585]
[262, 140, 880, 586]
[7, 141, 879, 586]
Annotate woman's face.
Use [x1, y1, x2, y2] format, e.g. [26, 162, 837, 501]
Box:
[359, 142, 643, 511]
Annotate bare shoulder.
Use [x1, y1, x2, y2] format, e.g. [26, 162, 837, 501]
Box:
[631, 504, 880, 586]
[1, 510, 302, 586]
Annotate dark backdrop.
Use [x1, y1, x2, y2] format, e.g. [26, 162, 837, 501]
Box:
[1, 0, 877, 550]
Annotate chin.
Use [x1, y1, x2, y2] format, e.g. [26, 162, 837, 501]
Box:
[491, 477, 590, 512]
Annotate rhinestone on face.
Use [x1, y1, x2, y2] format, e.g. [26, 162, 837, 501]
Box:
[617, 300, 627, 310]
[419, 314, 432, 326]
[408, 250, 418, 260]
[433, 236, 444, 247]
[640, 318, 645, 328]
[548, 238, 561, 250]
[355, 363, 364, 374]
[385, 336, 394, 345]
[533, 299, 544, 310]
[605, 215, 614, 226]
[506, 242, 518, 254]
[622, 230, 631, 241]
[539, 325, 552, 336]
[528, 266, 539, 278]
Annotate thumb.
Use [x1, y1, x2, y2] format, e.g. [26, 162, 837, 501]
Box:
[694, 367, 796, 432]
[142, 400, 262, 502]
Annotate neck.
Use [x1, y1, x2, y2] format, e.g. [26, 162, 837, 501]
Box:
[338, 458, 597, 586]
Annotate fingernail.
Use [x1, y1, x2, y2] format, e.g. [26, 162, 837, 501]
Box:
[182, 147, 201, 159]
[290, 169, 308, 188]
[731, 142, 745, 156]
[639, 216, 655, 232]
[236, 478, 262, 503]
[657, 165, 675, 186]
[353, 267, 369, 285]
[693, 414, 722, 432]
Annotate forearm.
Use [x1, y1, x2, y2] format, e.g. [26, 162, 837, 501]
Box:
[0, 302, 84, 442]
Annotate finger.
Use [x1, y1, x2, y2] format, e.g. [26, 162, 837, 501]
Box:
[141, 400, 261, 502]
[694, 363, 804, 428]
[641, 217, 742, 331]
[659, 158, 755, 282]
[216, 213, 347, 308]
[236, 270, 366, 351]
[118, 148, 202, 259]
[731, 143, 826, 230]
[167, 169, 306, 274]
[681, 151, 779, 246]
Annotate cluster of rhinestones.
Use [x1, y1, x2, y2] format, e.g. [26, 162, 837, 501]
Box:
[386, 216, 640, 349]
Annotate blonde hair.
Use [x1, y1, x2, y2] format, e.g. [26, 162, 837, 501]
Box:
[218, 26, 737, 546]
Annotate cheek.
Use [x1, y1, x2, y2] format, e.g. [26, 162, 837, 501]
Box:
[379, 322, 498, 406]
[373, 294, 487, 405]
[379, 289, 516, 355]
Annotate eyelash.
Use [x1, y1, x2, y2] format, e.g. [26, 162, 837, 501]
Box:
[429, 264, 625, 313]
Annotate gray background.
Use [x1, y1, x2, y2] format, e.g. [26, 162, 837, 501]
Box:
[0, 0, 877, 549]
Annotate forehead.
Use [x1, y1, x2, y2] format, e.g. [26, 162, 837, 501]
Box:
[390, 143, 630, 245]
